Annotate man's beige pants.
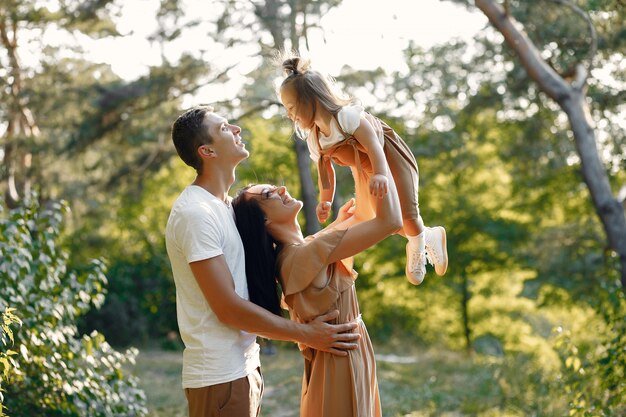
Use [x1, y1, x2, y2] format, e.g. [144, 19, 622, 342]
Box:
[185, 367, 263, 417]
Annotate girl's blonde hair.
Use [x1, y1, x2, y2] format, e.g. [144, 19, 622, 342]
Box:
[279, 54, 352, 135]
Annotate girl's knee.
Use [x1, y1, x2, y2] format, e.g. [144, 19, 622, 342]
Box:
[402, 218, 424, 236]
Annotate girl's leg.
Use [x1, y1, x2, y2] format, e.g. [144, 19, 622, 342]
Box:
[403, 216, 424, 237]
[403, 215, 448, 281]
[403, 216, 428, 285]
[352, 167, 375, 222]
[424, 225, 448, 276]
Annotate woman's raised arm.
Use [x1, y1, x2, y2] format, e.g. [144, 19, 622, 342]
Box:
[325, 171, 402, 264]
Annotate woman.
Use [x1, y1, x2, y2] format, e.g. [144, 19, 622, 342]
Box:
[232, 174, 402, 417]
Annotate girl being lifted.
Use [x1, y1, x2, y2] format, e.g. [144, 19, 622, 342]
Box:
[278, 55, 448, 284]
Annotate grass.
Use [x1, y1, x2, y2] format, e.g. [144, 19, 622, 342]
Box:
[131, 342, 553, 417]
[130, 344, 305, 417]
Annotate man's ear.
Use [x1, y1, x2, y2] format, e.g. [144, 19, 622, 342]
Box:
[199, 145, 215, 157]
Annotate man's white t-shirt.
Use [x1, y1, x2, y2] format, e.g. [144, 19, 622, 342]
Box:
[165, 185, 260, 388]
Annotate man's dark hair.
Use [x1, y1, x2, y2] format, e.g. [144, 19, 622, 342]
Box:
[171, 105, 214, 173]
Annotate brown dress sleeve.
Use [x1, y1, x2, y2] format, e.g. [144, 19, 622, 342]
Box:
[279, 228, 357, 322]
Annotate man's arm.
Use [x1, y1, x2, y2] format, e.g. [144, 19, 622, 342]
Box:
[189, 256, 359, 356]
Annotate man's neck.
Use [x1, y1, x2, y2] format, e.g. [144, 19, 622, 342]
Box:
[192, 164, 237, 203]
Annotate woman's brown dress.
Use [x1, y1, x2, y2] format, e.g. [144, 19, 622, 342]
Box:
[277, 228, 382, 417]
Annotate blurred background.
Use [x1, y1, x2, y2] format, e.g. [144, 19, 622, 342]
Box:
[1, 0, 625, 416]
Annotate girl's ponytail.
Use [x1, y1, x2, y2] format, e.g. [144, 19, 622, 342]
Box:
[282, 56, 310, 77]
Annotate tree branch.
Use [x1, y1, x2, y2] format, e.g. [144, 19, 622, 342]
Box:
[549, 0, 597, 90]
[618, 185, 626, 209]
[475, 0, 571, 102]
[235, 99, 283, 121]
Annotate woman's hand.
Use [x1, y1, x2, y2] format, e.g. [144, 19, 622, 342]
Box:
[316, 201, 332, 223]
[369, 174, 389, 198]
[336, 198, 356, 223]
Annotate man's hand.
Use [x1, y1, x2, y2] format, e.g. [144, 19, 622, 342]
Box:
[316, 201, 332, 223]
[369, 174, 389, 198]
[302, 310, 360, 356]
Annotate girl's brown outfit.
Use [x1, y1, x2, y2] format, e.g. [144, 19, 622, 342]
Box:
[311, 108, 420, 220]
[277, 228, 382, 417]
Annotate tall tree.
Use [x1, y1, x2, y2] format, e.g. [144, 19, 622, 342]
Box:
[215, 0, 344, 234]
[465, 0, 626, 285]
[0, 0, 230, 215]
[0, 0, 117, 207]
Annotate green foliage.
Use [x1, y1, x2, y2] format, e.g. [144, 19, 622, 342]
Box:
[74, 158, 193, 346]
[0, 196, 147, 416]
[236, 116, 301, 188]
[1, 2, 624, 415]
[554, 278, 626, 417]
[0, 0, 119, 37]
[335, 43, 622, 417]
[0, 307, 22, 417]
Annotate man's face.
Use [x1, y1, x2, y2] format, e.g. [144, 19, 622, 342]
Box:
[202, 112, 249, 163]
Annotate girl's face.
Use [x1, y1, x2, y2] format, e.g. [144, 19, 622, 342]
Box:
[245, 184, 302, 225]
[280, 85, 315, 130]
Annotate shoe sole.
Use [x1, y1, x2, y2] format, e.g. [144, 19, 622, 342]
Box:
[405, 243, 424, 285]
[432, 226, 448, 276]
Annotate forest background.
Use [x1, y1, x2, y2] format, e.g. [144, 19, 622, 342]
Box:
[1, 0, 625, 416]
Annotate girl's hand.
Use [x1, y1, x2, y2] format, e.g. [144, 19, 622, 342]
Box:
[316, 201, 332, 223]
[336, 198, 356, 223]
[370, 174, 389, 198]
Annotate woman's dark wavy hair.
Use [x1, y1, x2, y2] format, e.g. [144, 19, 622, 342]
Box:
[232, 185, 282, 316]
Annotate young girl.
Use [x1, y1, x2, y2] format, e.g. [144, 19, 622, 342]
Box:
[279, 56, 448, 284]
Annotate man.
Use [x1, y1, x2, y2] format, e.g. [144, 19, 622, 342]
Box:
[165, 105, 359, 417]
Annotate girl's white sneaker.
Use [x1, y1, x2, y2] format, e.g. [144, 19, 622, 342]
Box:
[405, 242, 427, 285]
[425, 226, 448, 276]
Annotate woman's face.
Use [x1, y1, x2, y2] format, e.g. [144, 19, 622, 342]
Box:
[245, 184, 303, 224]
[280, 85, 315, 130]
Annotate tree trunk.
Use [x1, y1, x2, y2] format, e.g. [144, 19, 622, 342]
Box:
[289, 1, 321, 234]
[1, 14, 37, 208]
[461, 270, 472, 353]
[561, 92, 626, 285]
[293, 135, 320, 234]
[475, 0, 626, 287]
[255, 0, 321, 234]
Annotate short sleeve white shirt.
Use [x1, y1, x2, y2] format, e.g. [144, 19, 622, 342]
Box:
[165, 185, 260, 388]
[306, 105, 364, 162]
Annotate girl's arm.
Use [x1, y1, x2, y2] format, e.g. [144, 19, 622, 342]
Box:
[352, 117, 390, 198]
[319, 157, 335, 203]
[318, 198, 356, 234]
[316, 158, 336, 223]
[353, 117, 388, 176]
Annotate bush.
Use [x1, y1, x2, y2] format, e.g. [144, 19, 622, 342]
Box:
[79, 256, 176, 347]
[0, 197, 147, 416]
[1, 307, 21, 417]
[554, 278, 626, 417]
